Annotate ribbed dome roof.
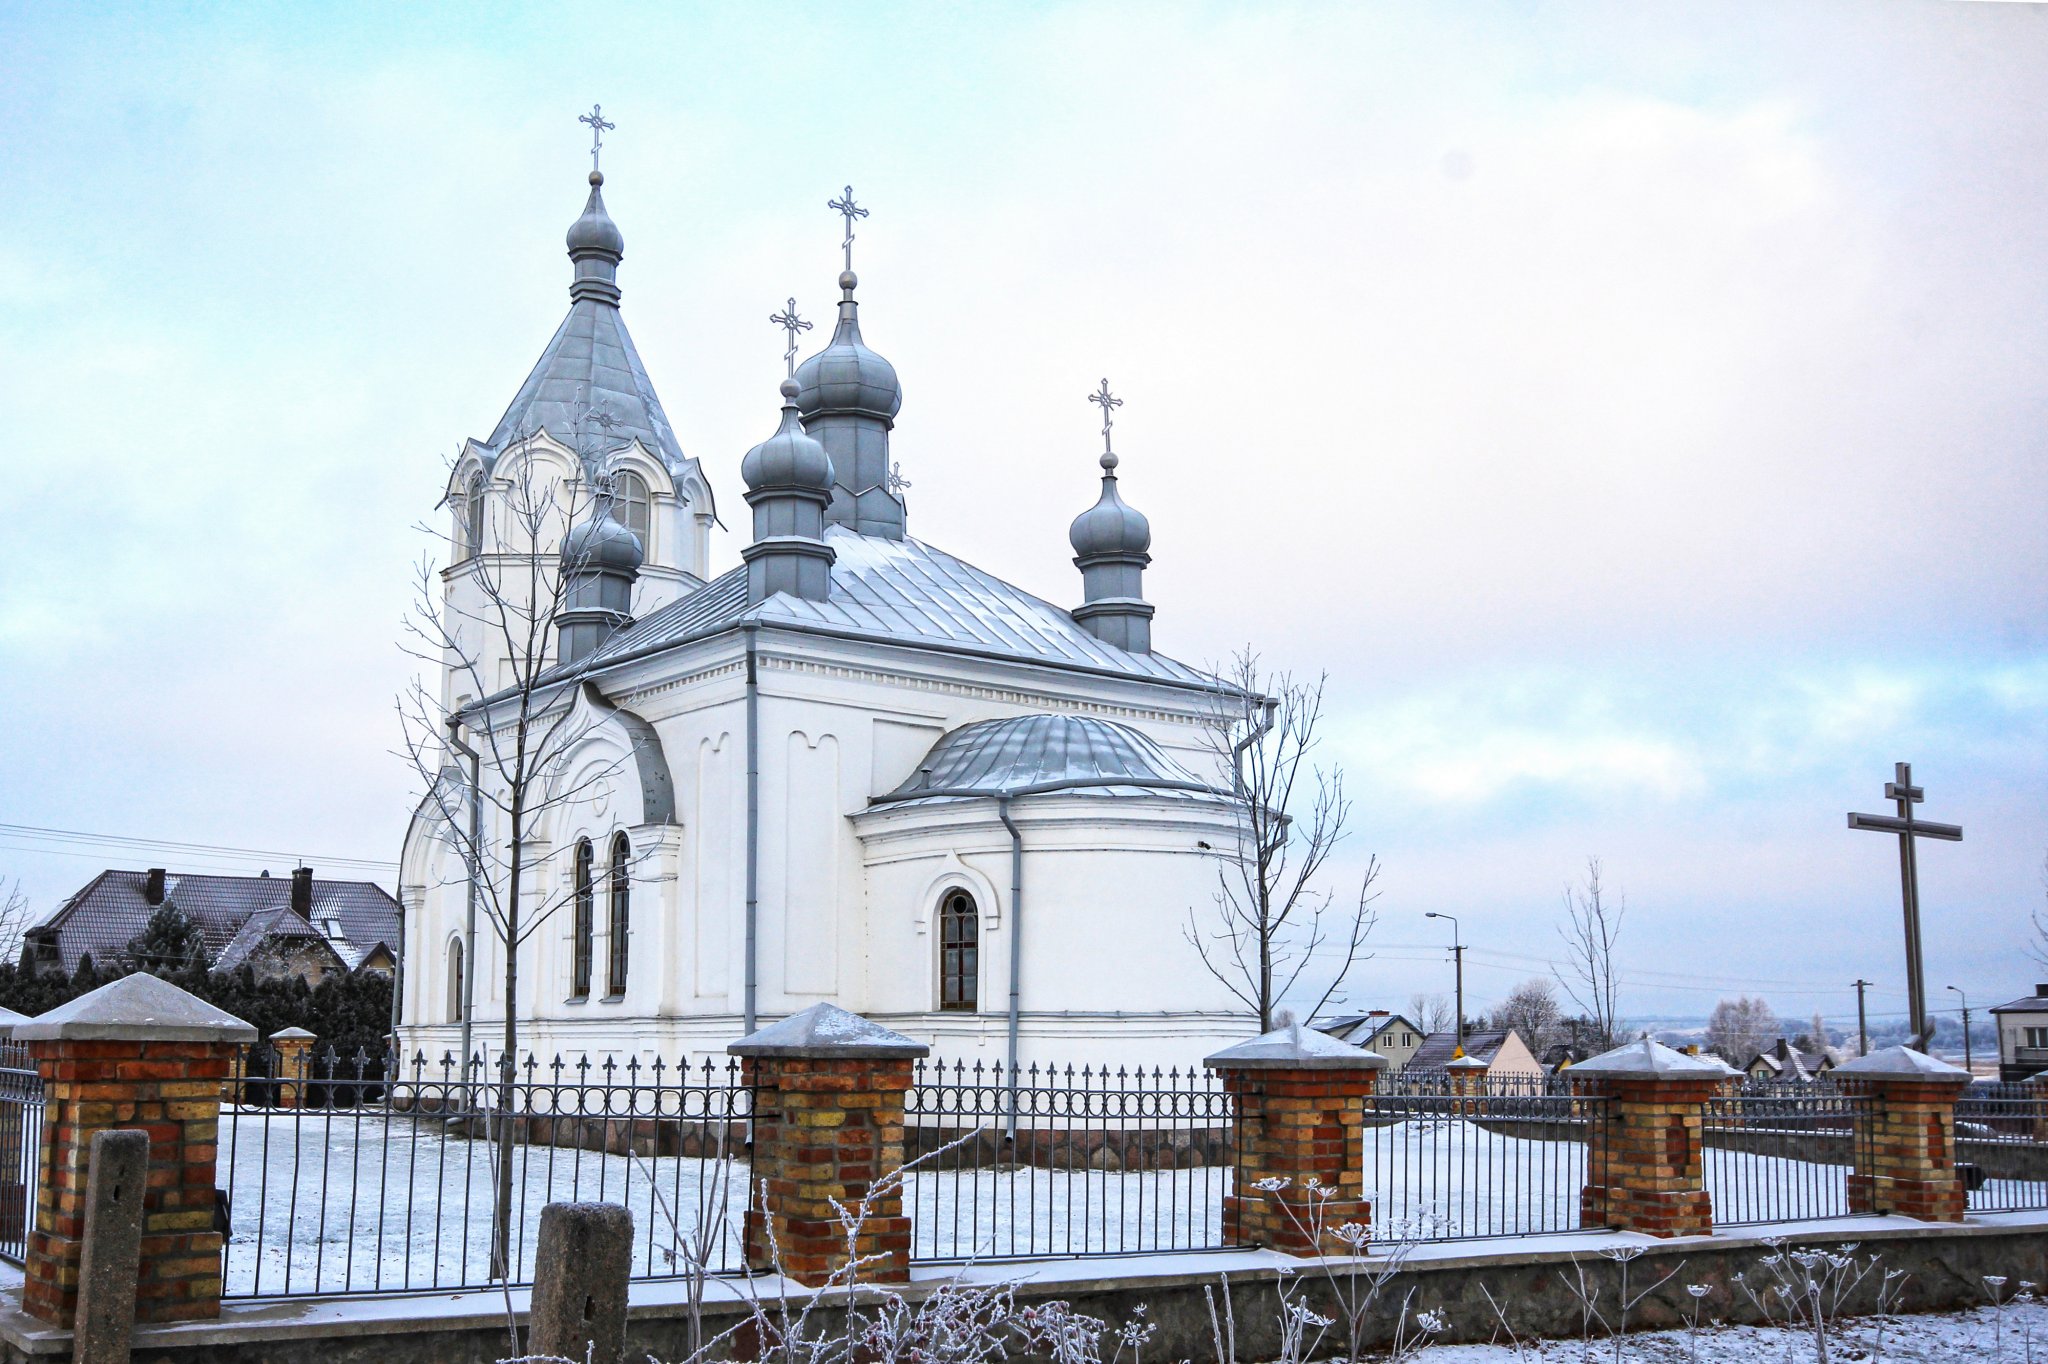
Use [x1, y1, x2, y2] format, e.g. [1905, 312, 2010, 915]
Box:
[1068, 455, 1152, 558]
[561, 505, 644, 573]
[881, 714, 1223, 800]
[743, 380, 835, 492]
[792, 273, 902, 421]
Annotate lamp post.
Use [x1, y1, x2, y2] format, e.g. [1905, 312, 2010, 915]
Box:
[1425, 912, 1465, 1059]
[1947, 985, 1973, 1073]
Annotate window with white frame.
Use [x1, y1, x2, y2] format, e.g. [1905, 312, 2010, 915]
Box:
[464, 472, 486, 558]
[571, 838, 595, 999]
[615, 470, 651, 554]
[606, 831, 631, 997]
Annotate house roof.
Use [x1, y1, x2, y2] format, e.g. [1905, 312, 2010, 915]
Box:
[1407, 1029, 1518, 1070]
[1315, 1014, 1421, 1045]
[213, 907, 346, 974]
[1745, 1037, 1839, 1081]
[32, 870, 399, 977]
[568, 529, 1219, 691]
[1991, 989, 2048, 1014]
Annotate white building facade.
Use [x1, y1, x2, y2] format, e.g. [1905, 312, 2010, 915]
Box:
[398, 168, 1253, 1071]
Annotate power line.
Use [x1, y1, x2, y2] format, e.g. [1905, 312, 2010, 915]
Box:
[0, 823, 396, 874]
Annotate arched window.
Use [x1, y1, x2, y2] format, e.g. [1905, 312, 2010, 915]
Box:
[464, 472, 486, 559]
[615, 470, 651, 554]
[606, 831, 631, 997]
[447, 938, 465, 1023]
[939, 889, 978, 1012]
[571, 838, 595, 999]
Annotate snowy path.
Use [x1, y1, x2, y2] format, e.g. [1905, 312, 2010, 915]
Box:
[1421, 1302, 2047, 1362]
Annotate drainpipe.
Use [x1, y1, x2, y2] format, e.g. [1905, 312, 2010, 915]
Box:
[444, 718, 483, 1107]
[743, 624, 760, 1035]
[1232, 696, 1279, 797]
[998, 796, 1024, 1142]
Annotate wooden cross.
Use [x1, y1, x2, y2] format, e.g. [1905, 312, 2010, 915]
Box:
[1848, 761, 1962, 1051]
[580, 104, 615, 173]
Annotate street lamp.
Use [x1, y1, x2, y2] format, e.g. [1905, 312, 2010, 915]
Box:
[1947, 985, 1973, 1073]
[1424, 912, 1466, 1058]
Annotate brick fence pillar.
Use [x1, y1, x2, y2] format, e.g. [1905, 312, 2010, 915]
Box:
[1835, 1045, 1973, 1222]
[731, 1003, 928, 1288]
[15, 973, 256, 1326]
[1569, 1039, 1731, 1238]
[1206, 1016, 1386, 1256]
[266, 1028, 317, 1110]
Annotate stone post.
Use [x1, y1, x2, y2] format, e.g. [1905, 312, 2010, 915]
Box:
[730, 1003, 927, 1287]
[267, 1027, 317, 1111]
[73, 1129, 147, 1364]
[15, 973, 257, 1326]
[1835, 1045, 1974, 1222]
[529, 1201, 634, 1364]
[1569, 1039, 1731, 1238]
[1205, 1016, 1387, 1257]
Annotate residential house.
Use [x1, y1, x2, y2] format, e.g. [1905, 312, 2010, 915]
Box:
[1991, 983, 2048, 1081]
[1315, 1011, 1426, 1069]
[1743, 1037, 1841, 1083]
[1403, 1028, 1543, 1081]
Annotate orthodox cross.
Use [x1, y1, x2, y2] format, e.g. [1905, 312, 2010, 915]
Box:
[1848, 761, 1963, 1051]
[1088, 379, 1123, 461]
[770, 298, 812, 377]
[579, 104, 615, 174]
[828, 186, 868, 272]
[886, 462, 912, 495]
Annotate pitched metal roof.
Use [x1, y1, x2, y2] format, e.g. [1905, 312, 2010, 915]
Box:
[32, 870, 399, 977]
[483, 296, 691, 475]
[580, 528, 1219, 689]
[1991, 990, 2048, 1013]
[1406, 1029, 1517, 1070]
[214, 907, 345, 974]
[876, 714, 1227, 803]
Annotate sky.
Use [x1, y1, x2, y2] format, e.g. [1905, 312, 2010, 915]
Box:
[0, 1, 2043, 1035]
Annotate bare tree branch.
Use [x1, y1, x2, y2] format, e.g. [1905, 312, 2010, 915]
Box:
[1553, 856, 1627, 1050]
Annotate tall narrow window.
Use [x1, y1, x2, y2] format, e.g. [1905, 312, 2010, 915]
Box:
[607, 831, 631, 997]
[571, 838, 594, 999]
[448, 938, 465, 1023]
[939, 890, 978, 1012]
[465, 472, 486, 558]
[616, 471, 651, 554]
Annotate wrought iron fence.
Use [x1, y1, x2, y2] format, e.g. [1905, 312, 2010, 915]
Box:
[904, 1061, 1234, 1260]
[219, 1047, 750, 1299]
[1957, 1083, 2048, 1212]
[1361, 1087, 1606, 1241]
[1703, 1090, 1869, 1224]
[0, 1063, 42, 1267]
[1376, 1071, 1566, 1099]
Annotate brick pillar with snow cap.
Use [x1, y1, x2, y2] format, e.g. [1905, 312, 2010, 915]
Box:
[266, 1028, 317, 1110]
[1205, 1011, 1386, 1256]
[14, 973, 256, 1325]
[730, 1003, 928, 1287]
[1835, 1045, 1974, 1222]
[1568, 1038, 1731, 1238]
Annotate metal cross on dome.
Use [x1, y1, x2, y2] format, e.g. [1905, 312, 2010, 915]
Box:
[1848, 761, 1963, 1052]
[579, 104, 615, 173]
[770, 298, 812, 377]
[1088, 379, 1123, 455]
[829, 186, 868, 272]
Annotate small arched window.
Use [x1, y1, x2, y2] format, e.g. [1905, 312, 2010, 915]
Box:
[464, 472, 487, 559]
[447, 938, 465, 1023]
[571, 838, 595, 999]
[607, 832, 631, 997]
[939, 889, 978, 1012]
[615, 471, 651, 554]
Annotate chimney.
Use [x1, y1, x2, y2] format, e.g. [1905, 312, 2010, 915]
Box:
[291, 867, 313, 917]
[1368, 1009, 1389, 1018]
[145, 868, 166, 907]
[2037, 983, 2048, 997]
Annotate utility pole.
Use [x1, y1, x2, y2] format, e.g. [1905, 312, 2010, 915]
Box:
[1852, 979, 1873, 1057]
[1947, 985, 1973, 1073]
[1425, 911, 1465, 1058]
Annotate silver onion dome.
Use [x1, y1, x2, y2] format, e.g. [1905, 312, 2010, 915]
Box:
[1068, 452, 1152, 558]
[792, 272, 902, 421]
[742, 380, 835, 492]
[561, 504, 644, 573]
[566, 171, 625, 257]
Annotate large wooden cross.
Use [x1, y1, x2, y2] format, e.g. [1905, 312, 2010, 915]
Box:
[1848, 761, 1962, 1050]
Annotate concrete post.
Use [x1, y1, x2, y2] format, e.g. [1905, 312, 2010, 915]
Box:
[1835, 1046, 1974, 1222]
[14, 973, 257, 1326]
[267, 1027, 317, 1110]
[1568, 1039, 1731, 1239]
[1205, 1016, 1387, 1257]
[73, 1129, 148, 1364]
[730, 1003, 928, 1287]
[528, 1201, 634, 1364]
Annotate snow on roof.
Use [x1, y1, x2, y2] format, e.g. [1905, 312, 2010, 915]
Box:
[729, 1002, 929, 1058]
[1834, 1045, 1972, 1080]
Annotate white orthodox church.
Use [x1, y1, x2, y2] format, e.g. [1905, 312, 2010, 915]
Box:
[396, 157, 1254, 1069]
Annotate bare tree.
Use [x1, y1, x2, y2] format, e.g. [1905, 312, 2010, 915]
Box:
[1407, 991, 1456, 1036]
[1554, 856, 1626, 1051]
[1705, 995, 1780, 1064]
[0, 881, 33, 967]
[1492, 977, 1563, 1053]
[396, 410, 641, 1278]
[2032, 850, 2048, 969]
[1185, 649, 1381, 1032]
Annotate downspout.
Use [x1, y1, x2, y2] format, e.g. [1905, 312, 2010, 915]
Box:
[998, 796, 1024, 1142]
[445, 718, 483, 1106]
[743, 624, 760, 1034]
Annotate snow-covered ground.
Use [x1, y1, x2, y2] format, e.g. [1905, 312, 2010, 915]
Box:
[1420, 1301, 2048, 1361]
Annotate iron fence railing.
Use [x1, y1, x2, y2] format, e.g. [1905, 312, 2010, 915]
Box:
[219, 1047, 750, 1299]
[1957, 1084, 2048, 1212]
[1361, 1088, 1607, 1241]
[904, 1061, 1234, 1260]
[0, 1063, 42, 1266]
[1703, 1091, 1869, 1224]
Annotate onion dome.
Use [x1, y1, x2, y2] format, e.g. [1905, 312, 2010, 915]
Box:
[1068, 450, 1152, 559]
[561, 503, 644, 574]
[742, 380, 835, 493]
[792, 272, 902, 422]
[566, 171, 624, 305]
